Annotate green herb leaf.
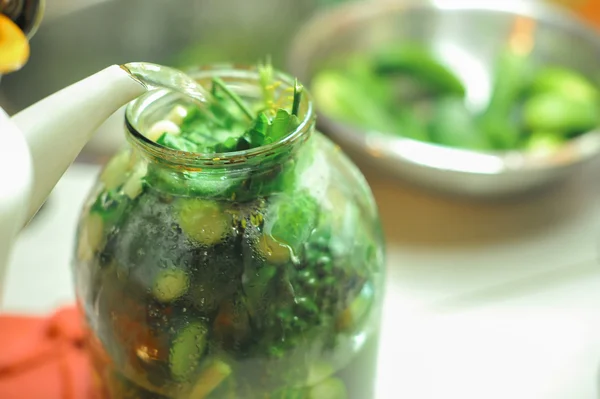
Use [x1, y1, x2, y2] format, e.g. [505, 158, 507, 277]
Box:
[212, 76, 255, 120]
[270, 109, 292, 142]
[268, 192, 319, 252]
[259, 57, 275, 111]
[244, 112, 270, 148]
[292, 78, 303, 117]
[215, 136, 241, 153]
[156, 133, 198, 152]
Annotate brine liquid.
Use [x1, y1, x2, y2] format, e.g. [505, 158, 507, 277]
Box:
[120, 62, 215, 114]
[77, 132, 384, 399]
[88, 332, 379, 399]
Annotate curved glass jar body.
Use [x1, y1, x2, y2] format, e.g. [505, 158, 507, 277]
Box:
[73, 66, 386, 399]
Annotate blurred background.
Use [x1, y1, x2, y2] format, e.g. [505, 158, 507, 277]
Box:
[4, 0, 600, 398]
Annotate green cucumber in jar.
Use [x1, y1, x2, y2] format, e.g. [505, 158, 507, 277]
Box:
[269, 387, 309, 399]
[144, 165, 241, 200]
[309, 377, 348, 399]
[100, 150, 132, 191]
[186, 359, 232, 398]
[177, 198, 232, 246]
[152, 268, 189, 303]
[169, 322, 209, 382]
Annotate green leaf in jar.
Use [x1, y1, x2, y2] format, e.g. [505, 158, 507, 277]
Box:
[144, 165, 240, 200]
[267, 192, 319, 253]
[177, 199, 232, 246]
[259, 58, 275, 112]
[212, 76, 255, 121]
[243, 112, 269, 147]
[270, 109, 296, 142]
[90, 189, 131, 228]
[242, 264, 277, 322]
[156, 132, 199, 153]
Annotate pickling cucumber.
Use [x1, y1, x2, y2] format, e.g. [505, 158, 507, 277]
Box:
[186, 359, 232, 399]
[523, 93, 599, 133]
[77, 212, 104, 262]
[336, 281, 374, 333]
[529, 67, 599, 103]
[152, 268, 189, 303]
[478, 48, 531, 149]
[428, 96, 491, 150]
[373, 44, 466, 97]
[257, 234, 291, 264]
[311, 70, 400, 133]
[269, 387, 308, 399]
[169, 322, 209, 381]
[309, 377, 348, 399]
[306, 362, 335, 386]
[122, 164, 148, 200]
[525, 131, 565, 155]
[101, 150, 131, 191]
[177, 199, 232, 246]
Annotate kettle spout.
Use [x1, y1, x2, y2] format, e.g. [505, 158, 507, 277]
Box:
[11, 65, 146, 223]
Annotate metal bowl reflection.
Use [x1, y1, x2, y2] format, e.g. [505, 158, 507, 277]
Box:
[288, 0, 600, 198]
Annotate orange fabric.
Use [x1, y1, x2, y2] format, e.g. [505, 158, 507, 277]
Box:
[578, 1, 600, 27]
[551, 0, 600, 28]
[0, 307, 93, 399]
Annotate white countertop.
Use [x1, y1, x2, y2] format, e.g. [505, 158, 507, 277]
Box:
[4, 161, 600, 399]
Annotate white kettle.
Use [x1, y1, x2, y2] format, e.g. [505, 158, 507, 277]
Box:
[0, 18, 146, 305]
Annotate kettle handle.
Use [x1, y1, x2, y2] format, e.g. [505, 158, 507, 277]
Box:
[0, 107, 33, 309]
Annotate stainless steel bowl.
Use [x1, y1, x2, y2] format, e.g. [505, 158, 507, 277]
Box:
[288, 0, 600, 198]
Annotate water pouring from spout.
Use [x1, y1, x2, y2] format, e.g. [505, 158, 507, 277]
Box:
[10, 62, 215, 225]
[0, 61, 218, 307]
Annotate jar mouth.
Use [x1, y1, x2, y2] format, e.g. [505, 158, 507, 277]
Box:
[124, 64, 315, 169]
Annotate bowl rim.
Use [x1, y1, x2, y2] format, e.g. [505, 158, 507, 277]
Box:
[287, 0, 600, 175]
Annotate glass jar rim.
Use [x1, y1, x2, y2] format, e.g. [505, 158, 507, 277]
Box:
[124, 64, 315, 169]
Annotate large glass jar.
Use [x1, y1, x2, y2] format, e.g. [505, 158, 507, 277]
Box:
[73, 65, 385, 399]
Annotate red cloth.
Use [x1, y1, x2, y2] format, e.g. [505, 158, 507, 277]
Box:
[0, 306, 92, 399]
